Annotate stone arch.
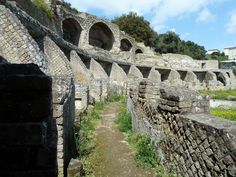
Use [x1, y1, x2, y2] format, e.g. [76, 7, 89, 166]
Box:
[120, 38, 132, 51]
[62, 18, 82, 46]
[89, 22, 114, 50]
[135, 49, 143, 54]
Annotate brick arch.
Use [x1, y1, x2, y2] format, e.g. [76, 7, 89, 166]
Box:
[62, 18, 82, 46]
[120, 38, 133, 51]
[89, 22, 115, 51]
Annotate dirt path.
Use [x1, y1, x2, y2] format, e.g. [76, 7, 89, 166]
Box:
[92, 102, 155, 177]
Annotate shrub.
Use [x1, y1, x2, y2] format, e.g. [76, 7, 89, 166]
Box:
[32, 0, 54, 19]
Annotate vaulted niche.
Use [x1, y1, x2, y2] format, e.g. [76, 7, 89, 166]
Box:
[62, 18, 82, 46]
[135, 49, 143, 54]
[120, 38, 132, 51]
[89, 22, 114, 51]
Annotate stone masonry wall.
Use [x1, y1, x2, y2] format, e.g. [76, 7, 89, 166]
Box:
[128, 79, 236, 177]
[0, 63, 57, 177]
[52, 77, 75, 177]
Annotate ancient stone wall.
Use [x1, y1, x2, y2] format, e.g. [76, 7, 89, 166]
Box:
[0, 63, 57, 177]
[52, 77, 75, 177]
[128, 79, 236, 177]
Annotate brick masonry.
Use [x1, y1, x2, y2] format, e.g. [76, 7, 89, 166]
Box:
[128, 79, 236, 177]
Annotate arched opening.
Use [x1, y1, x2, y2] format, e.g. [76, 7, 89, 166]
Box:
[62, 18, 82, 46]
[89, 22, 114, 51]
[120, 38, 132, 51]
[216, 72, 227, 86]
[135, 49, 143, 54]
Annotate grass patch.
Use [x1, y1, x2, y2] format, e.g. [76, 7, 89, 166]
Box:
[127, 133, 177, 177]
[200, 89, 236, 101]
[32, 0, 54, 19]
[127, 133, 159, 168]
[211, 108, 236, 121]
[115, 98, 132, 132]
[94, 102, 104, 111]
[107, 94, 125, 103]
[74, 102, 103, 175]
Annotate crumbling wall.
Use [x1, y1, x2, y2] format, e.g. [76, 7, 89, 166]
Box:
[128, 79, 236, 177]
[0, 63, 57, 177]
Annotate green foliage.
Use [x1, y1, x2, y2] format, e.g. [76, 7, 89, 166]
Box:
[128, 133, 159, 168]
[179, 40, 206, 60]
[156, 32, 181, 54]
[112, 12, 158, 48]
[211, 108, 236, 121]
[75, 105, 101, 157]
[32, 0, 54, 19]
[206, 52, 228, 61]
[200, 89, 236, 101]
[115, 105, 132, 132]
[94, 102, 104, 111]
[107, 94, 125, 103]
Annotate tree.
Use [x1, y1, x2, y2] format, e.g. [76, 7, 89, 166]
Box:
[206, 52, 228, 61]
[112, 12, 158, 48]
[156, 32, 181, 54]
[179, 40, 206, 60]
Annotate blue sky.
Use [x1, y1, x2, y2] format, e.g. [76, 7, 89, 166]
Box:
[66, 0, 236, 51]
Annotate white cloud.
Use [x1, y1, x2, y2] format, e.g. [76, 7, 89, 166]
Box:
[67, 0, 225, 32]
[67, 0, 162, 16]
[196, 9, 216, 23]
[180, 32, 191, 40]
[226, 11, 236, 34]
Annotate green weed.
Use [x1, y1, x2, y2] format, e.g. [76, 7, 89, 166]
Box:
[115, 105, 132, 132]
[107, 94, 125, 103]
[32, 0, 54, 19]
[94, 102, 104, 111]
[127, 133, 159, 168]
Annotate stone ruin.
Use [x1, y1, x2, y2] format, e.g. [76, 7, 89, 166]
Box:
[0, 0, 235, 176]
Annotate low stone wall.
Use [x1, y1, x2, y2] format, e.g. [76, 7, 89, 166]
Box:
[128, 79, 236, 177]
[0, 63, 57, 177]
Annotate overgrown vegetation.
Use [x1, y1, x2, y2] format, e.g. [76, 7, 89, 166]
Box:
[74, 104, 102, 175]
[32, 0, 54, 19]
[200, 89, 236, 101]
[107, 94, 125, 103]
[211, 108, 236, 121]
[115, 100, 132, 132]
